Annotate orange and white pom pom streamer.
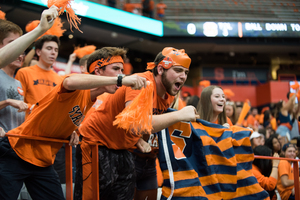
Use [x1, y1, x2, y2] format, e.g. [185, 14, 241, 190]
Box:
[47, 0, 82, 33]
[113, 81, 154, 135]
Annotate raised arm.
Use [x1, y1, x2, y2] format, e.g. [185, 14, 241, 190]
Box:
[65, 53, 77, 75]
[0, 6, 58, 69]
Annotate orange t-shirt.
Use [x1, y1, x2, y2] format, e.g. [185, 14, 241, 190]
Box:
[83, 93, 109, 121]
[8, 79, 93, 167]
[277, 160, 294, 200]
[252, 164, 277, 191]
[123, 62, 133, 75]
[213, 117, 233, 126]
[156, 3, 167, 15]
[15, 65, 63, 117]
[80, 71, 174, 150]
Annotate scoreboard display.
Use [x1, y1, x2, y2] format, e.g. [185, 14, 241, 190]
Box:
[164, 21, 300, 38]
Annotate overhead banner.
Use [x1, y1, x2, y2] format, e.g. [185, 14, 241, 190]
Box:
[164, 21, 300, 38]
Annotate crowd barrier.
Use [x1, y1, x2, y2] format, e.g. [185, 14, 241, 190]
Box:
[254, 155, 300, 200]
[5, 134, 300, 200]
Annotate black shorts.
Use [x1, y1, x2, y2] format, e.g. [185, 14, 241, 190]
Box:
[134, 155, 158, 190]
[98, 146, 136, 200]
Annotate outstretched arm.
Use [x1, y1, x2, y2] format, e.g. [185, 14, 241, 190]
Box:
[63, 74, 147, 91]
[151, 106, 199, 133]
[0, 6, 59, 69]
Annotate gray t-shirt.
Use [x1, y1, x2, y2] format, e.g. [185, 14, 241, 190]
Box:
[0, 69, 25, 132]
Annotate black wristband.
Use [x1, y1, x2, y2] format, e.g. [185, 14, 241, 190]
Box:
[117, 74, 125, 87]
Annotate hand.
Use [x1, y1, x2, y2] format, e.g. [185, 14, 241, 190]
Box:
[122, 75, 147, 90]
[69, 131, 79, 146]
[8, 99, 28, 112]
[222, 123, 230, 128]
[0, 127, 6, 138]
[38, 5, 59, 33]
[136, 138, 151, 153]
[177, 106, 200, 122]
[272, 153, 280, 167]
[69, 53, 77, 62]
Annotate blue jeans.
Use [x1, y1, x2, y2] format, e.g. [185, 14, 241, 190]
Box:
[0, 137, 64, 200]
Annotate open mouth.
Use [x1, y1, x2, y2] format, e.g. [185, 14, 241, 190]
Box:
[175, 82, 182, 90]
[217, 103, 224, 108]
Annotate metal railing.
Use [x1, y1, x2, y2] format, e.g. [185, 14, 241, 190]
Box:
[254, 155, 300, 200]
[5, 133, 299, 200]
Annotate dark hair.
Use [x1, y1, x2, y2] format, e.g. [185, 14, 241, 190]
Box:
[265, 134, 281, 155]
[258, 128, 266, 137]
[0, 19, 23, 44]
[87, 47, 127, 74]
[79, 55, 89, 67]
[263, 110, 271, 128]
[253, 145, 272, 177]
[34, 35, 60, 51]
[197, 85, 227, 125]
[149, 52, 166, 76]
[273, 101, 283, 120]
[186, 95, 199, 108]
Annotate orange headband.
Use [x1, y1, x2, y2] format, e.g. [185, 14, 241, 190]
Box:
[89, 55, 124, 73]
[147, 47, 191, 70]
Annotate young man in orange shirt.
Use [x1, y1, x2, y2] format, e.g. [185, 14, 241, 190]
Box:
[0, 46, 147, 199]
[77, 47, 199, 200]
[15, 34, 63, 117]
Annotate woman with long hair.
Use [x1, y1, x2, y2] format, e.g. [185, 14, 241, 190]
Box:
[265, 133, 282, 156]
[252, 145, 280, 199]
[197, 85, 232, 126]
[225, 101, 237, 125]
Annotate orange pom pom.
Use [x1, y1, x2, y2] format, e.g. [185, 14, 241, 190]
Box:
[0, 9, 6, 20]
[291, 81, 299, 90]
[199, 80, 210, 88]
[25, 18, 66, 40]
[113, 82, 154, 135]
[25, 20, 40, 32]
[223, 89, 235, 98]
[236, 99, 251, 126]
[73, 45, 96, 58]
[46, 17, 66, 37]
[48, 0, 82, 33]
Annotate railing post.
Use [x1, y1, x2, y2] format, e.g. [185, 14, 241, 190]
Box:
[293, 161, 299, 200]
[92, 144, 99, 200]
[65, 144, 73, 200]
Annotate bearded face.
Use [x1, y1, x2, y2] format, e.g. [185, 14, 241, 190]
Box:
[161, 66, 189, 96]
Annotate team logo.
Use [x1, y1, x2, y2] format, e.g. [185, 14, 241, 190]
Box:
[161, 57, 173, 69]
[69, 105, 85, 126]
[17, 87, 24, 96]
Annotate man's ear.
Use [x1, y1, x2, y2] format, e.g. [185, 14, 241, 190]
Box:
[94, 67, 104, 75]
[36, 49, 41, 57]
[157, 64, 164, 75]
